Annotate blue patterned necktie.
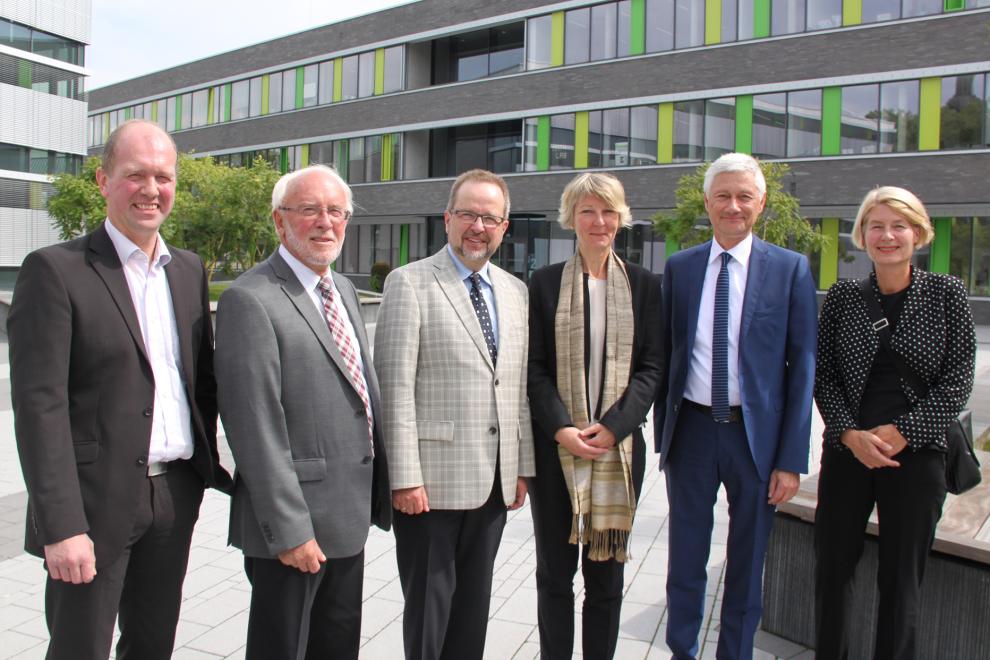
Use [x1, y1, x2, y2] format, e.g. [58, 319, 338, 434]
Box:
[469, 273, 497, 365]
[711, 252, 731, 422]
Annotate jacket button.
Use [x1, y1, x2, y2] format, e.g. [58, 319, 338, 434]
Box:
[362, 456, 372, 464]
[489, 426, 497, 435]
[143, 407, 153, 417]
[355, 408, 364, 417]
[136, 458, 146, 466]
[494, 379, 500, 386]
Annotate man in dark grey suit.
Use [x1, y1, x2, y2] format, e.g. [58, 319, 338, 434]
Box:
[215, 164, 390, 660]
[8, 119, 231, 660]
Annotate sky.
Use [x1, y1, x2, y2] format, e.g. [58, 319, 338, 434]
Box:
[86, 0, 413, 90]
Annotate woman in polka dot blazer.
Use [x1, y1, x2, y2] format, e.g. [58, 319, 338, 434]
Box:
[813, 186, 976, 660]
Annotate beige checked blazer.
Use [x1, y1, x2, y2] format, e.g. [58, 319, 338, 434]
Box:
[374, 247, 535, 510]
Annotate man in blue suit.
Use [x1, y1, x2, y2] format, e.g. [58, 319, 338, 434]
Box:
[655, 153, 817, 660]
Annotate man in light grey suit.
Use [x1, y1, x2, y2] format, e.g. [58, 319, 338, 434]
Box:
[214, 165, 390, 660]
[375, 169, 535, 660]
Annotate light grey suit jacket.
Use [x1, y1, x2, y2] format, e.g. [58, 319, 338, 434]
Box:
[215, 251, 391, 559]
[374, 247, 535, 510]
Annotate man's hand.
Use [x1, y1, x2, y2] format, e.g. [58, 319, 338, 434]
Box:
[555, 426, 608, 460]
[870, 424, 908, 458]
[767, 469, 800, 506]
[841, 428, 901, 469]
[44, 533, 96, 584]
[393, 486, 430, 515]
[581, 423, 617, 453]
[278, 539, 326, 574]
[508, 477, 528, 510]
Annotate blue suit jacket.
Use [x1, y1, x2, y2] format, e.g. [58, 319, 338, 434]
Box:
[653, 236, 818, 482]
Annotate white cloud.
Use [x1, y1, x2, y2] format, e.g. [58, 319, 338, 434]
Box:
[87, 0, 412, 89]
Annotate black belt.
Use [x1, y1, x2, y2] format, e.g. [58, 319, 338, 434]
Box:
[684, 399, 743, 424]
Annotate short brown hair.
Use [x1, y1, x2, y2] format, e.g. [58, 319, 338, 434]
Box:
[101, 119, 177, 175]
[446, 169, 511, 219]
[851, 186, 934, 250]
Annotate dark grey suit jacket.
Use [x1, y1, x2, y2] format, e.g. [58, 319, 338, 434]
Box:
[215, 251, 390, 559]
[7, 223, 231, 568]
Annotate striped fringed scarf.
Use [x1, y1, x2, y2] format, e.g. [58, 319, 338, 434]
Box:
[554, 250, 637, 562]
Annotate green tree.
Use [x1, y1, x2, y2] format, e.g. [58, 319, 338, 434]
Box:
[47, 156, 106, 239]
[651, 160, 829, 254]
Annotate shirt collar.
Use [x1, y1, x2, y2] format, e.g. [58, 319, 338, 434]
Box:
[708, 232, 753, 268]
[104, 218, 170, 268]
[278, 244, 334, 296]
[446, 243, 493, 287]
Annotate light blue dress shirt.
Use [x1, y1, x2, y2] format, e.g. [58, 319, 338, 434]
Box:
[446, 243, 499, 348]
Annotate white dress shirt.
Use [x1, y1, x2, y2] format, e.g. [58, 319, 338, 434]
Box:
[105, 218, 194, 464]
[278, 245, 368, 381]
[684, 233, 753, 407]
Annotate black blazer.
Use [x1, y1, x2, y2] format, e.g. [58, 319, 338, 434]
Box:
[814, 268, 976, 452]
[8, 223, 231, 567]
[527, 259, 664, 461]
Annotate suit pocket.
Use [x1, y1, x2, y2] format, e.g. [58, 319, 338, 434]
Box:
[416, 420, 454, 442]
[73, 441, 99, 464]
[292, 458, 326, 482]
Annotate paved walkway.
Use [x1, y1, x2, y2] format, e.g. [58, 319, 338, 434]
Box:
[1, 327, 988, 659]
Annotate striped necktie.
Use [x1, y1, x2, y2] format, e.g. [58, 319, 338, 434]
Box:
[711, 252, 731, 422]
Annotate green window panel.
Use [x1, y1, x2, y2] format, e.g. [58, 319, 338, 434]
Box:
[944, 0, 965, 11]
[930, 217, 952, 274]
[174, 95, 184, 129]
[399, 224, 410, 266]
[819, 218, 839, 289]
[551, 12, 565, 67]
[753, 0, 771, 38]
[735, 95, 754, 154]
[665, 238, 680, 258]
[261, 75, 270, 115]
[300, 144, 310, 167]
[658, 103, 674, 164]
[103, 113, 110, 136]
[279, 147, 289, 174]
[381, 133, 393, 181]
[207, 88, 215, 124]
[706, 0, 722, 45]
[336, 140, 349, 179]
[919, 77, 941, 151]
[124, 107, 132, 120]
[223, 84, 232, 122]
[629, 0, 646, 55]
[151, 101, 158, 123]
[537, 116, 551, 171]
[295, 67, 305, 109]
[821, 87, 842, 156]
[374, 48, 386, 95]
[574, 111, 590, 169]
[843, 0, 862, 25]
[333, 58, 343, 102]
[17, 61, 31, 87]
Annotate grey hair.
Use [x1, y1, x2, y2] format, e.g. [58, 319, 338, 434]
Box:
[271, 164, 353, 214]
[703, 152, 766, 197]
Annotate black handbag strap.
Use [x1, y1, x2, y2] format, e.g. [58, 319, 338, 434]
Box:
[858, 277, 929, 398]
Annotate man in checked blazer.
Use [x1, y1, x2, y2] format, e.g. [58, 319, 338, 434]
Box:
[375, 169, 535, 660]
[214, 165, 390, 660]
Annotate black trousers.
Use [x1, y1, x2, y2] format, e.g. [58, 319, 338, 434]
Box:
[243, 549, 365, 660]
[814, 445, 946, 660]
[528, 433, 646, 660]
[44, 460, 204, 660]
[393, 478, 507, 660]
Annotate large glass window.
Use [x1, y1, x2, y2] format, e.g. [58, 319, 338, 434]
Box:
[861, 0, 900, 23]
[565, 7, 591, 65]
[348, 137, 366, 184]
[902, 0, 942, 18]
[705, 98, 736, 160]
[432, 121, 522, 176]
[591, 3, 618, 62]
[490, 24, 524, 76]
[602, 108, 630, 168]
[383, 46, 404, 92]
[435, 25, 523, 83]
[3, 19, 32, 52]
[787, 89, 822, 157]
[309, 140, 337, 168]
[249, 76, 263, 116]
[673, 100, 704, 162]
[940, 74, 985, 150]
[359, 51, 376, 98]
[365, 135, 382, 183]
[341, 55, 359, 100]
[191, 89, 209, 127]
[738, 0, 756, 40]
[526, 15, 553, 70]
[268, 73, 283, 113]
[880, 80, 919, 152]
[646, 0, 675, 52]
[618, 1, 632, 56]
[807, 0, 842, 30]
[956, 218, 990, 296]
[630, 105, 659, 166]
[550, 114, 576, 170]
[318, 61, 333, 104]
[302, 64, 318, 107]
[675, 0, 705, 49]
[721, 0, 738, 43]
[588, 111, 603, 168]
[524, 118, 540, 171]
[282, 69, 296, 110]
[752, 92, 787, 158]
[772, 0, 805, 36]
[450, 29, 490, 81]
[840, 84, 880, 154]
[180, 93, 192, 130]
[166, 97, 177, 132]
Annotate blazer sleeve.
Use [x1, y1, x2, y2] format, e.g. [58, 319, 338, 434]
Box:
[600, 270, 665, 441]
[813, 285, 859, 449]
[8, 250, 89, 545]
[653, 261, 675, 453]
[516, 288, 536, 478]
[373, 268, 425, 491]
[526, 270, 574, 441]
[192, 257, 228, 488]
[893, 277, 976, 450]
[215, 286, 315, 555]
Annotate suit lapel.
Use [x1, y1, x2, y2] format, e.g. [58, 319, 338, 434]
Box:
[164, 250, 197, 389]
[682, 242, 712, 360]
[740, 236, 769, 340]
[490, 266, 517, 374]
[432, 249, 495, 371]
[86, 224, 150, 366]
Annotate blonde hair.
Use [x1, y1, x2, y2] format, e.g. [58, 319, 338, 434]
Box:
[557, 172, 632, 230]
[851, 186, 934, 250]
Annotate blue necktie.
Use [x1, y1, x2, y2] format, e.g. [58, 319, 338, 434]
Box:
[712, 252, 731, 422]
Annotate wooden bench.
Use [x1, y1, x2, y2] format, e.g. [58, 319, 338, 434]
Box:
[761, 450, 990, 660]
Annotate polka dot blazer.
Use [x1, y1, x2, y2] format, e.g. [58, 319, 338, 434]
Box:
[814, 267, 976, 452]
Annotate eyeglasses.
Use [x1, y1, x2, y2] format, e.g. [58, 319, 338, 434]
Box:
[279, 206, 352, 221]
[452, 209, 506, 228]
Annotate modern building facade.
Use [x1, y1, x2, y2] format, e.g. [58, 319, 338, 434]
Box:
[86, 0, 990, 313]
[1, 0, 89, 272]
